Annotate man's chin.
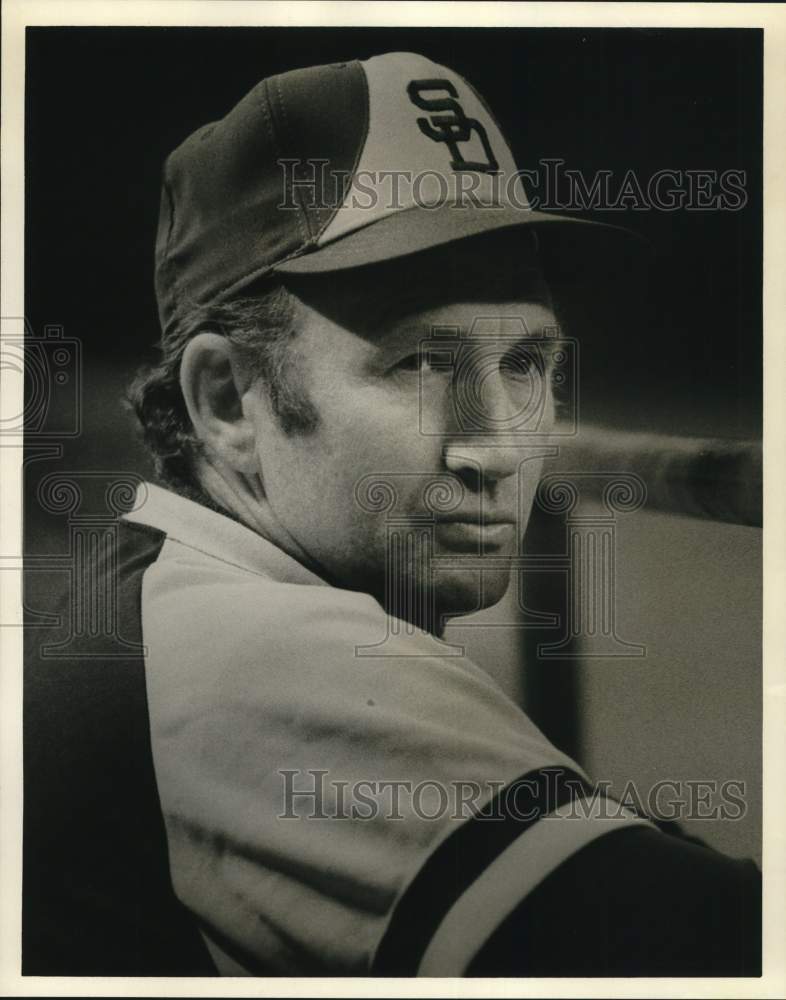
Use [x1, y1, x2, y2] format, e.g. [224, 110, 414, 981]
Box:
[432, 564, 512, 623]
[369, 563, 512, 635]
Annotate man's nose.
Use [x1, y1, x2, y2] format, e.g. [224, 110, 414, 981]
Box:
[442, 368, 529, 484]
[443, 439, 523, 485]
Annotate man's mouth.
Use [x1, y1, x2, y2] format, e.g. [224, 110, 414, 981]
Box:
[434, 513, 517, 526]
[432, 515, 517, 549]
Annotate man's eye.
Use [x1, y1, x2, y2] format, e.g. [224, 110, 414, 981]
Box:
[394, 352, 429, 373]
[500, 347, 538, 380]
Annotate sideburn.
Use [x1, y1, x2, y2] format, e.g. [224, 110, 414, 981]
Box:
[266, 342, 321, 436]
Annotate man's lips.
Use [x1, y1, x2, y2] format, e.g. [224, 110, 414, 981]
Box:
[432, 516, 517, 549]
[432, 513, 517, 526]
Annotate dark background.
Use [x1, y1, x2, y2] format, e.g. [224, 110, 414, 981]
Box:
[24, 28, 763, 792]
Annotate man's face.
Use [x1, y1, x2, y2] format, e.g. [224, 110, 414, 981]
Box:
[244, 243, 558, 632]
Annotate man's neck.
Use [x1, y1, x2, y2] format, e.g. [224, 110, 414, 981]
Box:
[190, 458, 450, 640]
[193, 457, 319, 571]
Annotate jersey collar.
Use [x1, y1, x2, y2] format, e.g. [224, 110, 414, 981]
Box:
[123, 481, 330, 588]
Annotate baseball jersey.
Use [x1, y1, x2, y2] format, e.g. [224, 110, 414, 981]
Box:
[115, 482, 654, 975]
[24, 481, 760, 977]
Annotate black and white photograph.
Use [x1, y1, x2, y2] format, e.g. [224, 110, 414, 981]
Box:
[1, 1, 784, 995]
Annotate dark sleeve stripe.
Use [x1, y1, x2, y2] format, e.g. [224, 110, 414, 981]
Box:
[371, 765, 594, 976]
[417, 801, 651, 975]
[467, 824, 762, 977]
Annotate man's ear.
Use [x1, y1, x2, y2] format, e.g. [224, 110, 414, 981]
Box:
[179, 332, 258, 474]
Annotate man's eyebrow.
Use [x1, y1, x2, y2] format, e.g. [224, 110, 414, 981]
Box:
[387, 324, 560, 378]
[420, 315, 557, 341]
[498, 333, 560, 374]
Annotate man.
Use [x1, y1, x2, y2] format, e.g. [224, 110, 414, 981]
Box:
[24, 51, 760, 977]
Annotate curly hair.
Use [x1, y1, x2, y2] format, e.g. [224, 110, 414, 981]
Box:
[127, 282, 318, 499]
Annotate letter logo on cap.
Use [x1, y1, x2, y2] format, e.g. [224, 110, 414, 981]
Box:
[407, 79, 499, 174]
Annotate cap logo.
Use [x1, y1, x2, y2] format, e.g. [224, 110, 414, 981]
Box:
[406, 79, 499, 174]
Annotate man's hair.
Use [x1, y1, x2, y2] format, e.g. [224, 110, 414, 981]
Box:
[127, 282, 318, 500]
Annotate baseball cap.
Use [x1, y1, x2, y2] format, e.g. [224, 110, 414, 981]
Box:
[155, 51, 635, 335]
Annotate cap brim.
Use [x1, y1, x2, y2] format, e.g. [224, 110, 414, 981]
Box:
[273, 202, 647, 276]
